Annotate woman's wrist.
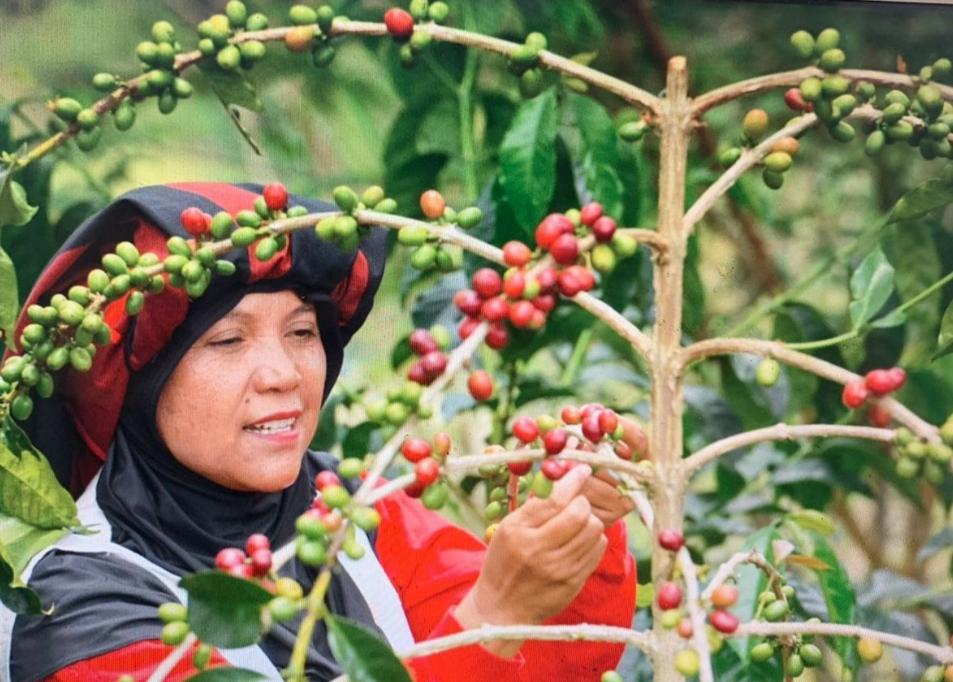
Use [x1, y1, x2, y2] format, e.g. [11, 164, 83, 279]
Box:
[453, 585, 534, 659]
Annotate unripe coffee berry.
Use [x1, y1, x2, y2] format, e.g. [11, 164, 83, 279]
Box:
[857, 637, 883, 663]
[160, 621, 190, 646]
[710, 584, 739, 609]
[674, 649, 700, 677]
[743, 109, 770, 141]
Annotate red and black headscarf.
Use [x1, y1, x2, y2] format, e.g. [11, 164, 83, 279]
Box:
[13, 182, 387, 496]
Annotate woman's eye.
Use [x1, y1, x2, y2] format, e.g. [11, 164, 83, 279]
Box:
[210, 337, 241, 347]
[292, 328, 318, 339]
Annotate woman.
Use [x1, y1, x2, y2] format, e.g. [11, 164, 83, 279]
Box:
[0, 183, 636, 681]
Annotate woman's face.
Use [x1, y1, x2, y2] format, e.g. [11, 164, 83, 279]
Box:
[156, 291, 327, 492]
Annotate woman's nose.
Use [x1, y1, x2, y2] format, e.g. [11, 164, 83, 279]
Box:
[251, 340, 301, 392]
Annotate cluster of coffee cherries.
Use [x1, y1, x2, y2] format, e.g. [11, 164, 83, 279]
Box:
[405, 326, 452, 385]
[920, 661, 953, 682]
[719, 108, 801, 190]
[841, 367, 906, 418]
[396, 189, 480, 272]
[315, 185, 397, 252]
[399, 433, 451, 507]
[365, 381, 434, 430]
[534, 203, 639, 278]
[281, 4, 341, 68]
[506, 31, 549, 99]
[152, 601, 213, 670]
[384, 1, 450, 69]
[790, 28, 953, 161]
[893, 427, 952, 483]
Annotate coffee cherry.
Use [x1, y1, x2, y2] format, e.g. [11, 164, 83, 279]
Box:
[800, 643, 823, 667]
[542, 428, 568, 455]
[658, 529, 685, 552]
[249, 548, 272, 576]
[600, 672, 623, 682]
[215, 547, 246, 570]
[772, 136, 801, 156]
[674, 649, 699, 677]
[887, 367, 906, 391]
[420, 351, 447, 378]
[507, 459, 533, 476]
[582, 413, 603, 442]
[457, 316, 480, 340]
[857, 637, 883, 663]
[535, 213, 573, 249]
[418, 189, 446, 220]
[580, 202, 603, 226]
[868, 403, 891, 427]
[384, 8, 415, 40]
[468, 370, 494, 401]
[598, 410, 618, 435]
[245, 533, 270, 556]
[567, 265, 595, 291]
[160, 621, 190, 646]
[751, 641, 775, 662]
[472, 268, 503, 298]
[786, 652, 805, 677]
[591, 216, 617, 243]
[550, 233, 579, 265]
[401, 437, 432, 463]
[763, 599, 790, 622]
[755, 358, 781, 387]
[864, 369, 894, 396]
[764, 151, 793, 173]
[409, 329, 438, 356]
[508, 300, 536, 328]
[842, 381, 869, 409]
[532, 293, 556, 314]
[414, 457, 440, 487]
[479, 296, 506, 323]
[297, 540, 327, 566]
[453, 290, 482, 317]
[512, 416, 539, 443]
[561, 406, 582, 425]
[541, 458, 569, 481]
[456, 206, 482, 229]
[657, 582, 683, 610]
[262, 183, 288, 212]
[315, 470, 341, 490]
[676, 617, 694, 639]
[557, 270, 583, 297]
[710, 584, 739, 609]
[743, 109, 770, 141]
[180, 207, 209, 237]
[503, 271, 526, 299]
[784, 87, 809, 111]
[790, 30, 815, 58]
[709, 609, 739, 634]
[503, 241, 533, 267]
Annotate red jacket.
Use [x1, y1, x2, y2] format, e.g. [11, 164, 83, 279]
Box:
[46, 490, 636, 681]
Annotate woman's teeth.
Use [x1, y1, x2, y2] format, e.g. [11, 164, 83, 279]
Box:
[245, 417, 296, 433]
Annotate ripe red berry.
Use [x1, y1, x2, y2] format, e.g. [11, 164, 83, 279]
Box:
[384, 7, 415, 40]
[709, 609, 739, 634]
[408, 361, 429, 384]
[419, 189, 446, 220]
[314, 470, 341, 490]
[887, 367, 906, 391]
[582, 413, 604, 442]
[468, 370, 494, 401]
[409, 329, 439, 356]
[591, 216, 617, 243]
[457, 316, 480, 340]
[534, 213, 573, 249]
[842, 380, 869, 409]
[401, 437, 432, 463]
[864, 369, 894, 396]
[454, 289, 483, 316]
[245, 533, 270, 556]
[507, 459, 533, 476]
[598, 409, 618, 435]
[567, 265, 595, 291]
[550, 233, 580, 265]
[784, 87, 808, 111]
[657, 582, 683, 610]
[228, 563, 254, 579]
[512, 416, 540, 443]
[503, 271, 526, 299]
[481, 296, 508, 322]
[658, 528, 685, 552]
[528, 308, 547, 330]
[485, 323, 510, 349]
[710, 584, 740, 609]
[263, 183, 288, 211]
[557, 270, 583, 297]
[560, 406, 581, 424]
[532, 294, 556, 313]
[868, 403, 891, 428]
[580, 202, 603, 226]
[180, 207, 209, 237]
[541, 458, 570, 480]
[503, 241, 533, 267]
[215, 547, 246, 570]
[414, 456, 440, 486]
[536, 267, 558, 292]
[250, 548, 272, 577]
[472, 268, 503, 298]
[543, 428, 568, 455]
[677, 618, 694, 639]
[508, 300, 535, 328]
[420, 350, 447, 378]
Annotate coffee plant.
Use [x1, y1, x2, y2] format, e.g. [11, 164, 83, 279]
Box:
[1, 2, 953, 681]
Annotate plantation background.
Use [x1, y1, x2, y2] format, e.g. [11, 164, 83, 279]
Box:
[2, 1, 953, 680]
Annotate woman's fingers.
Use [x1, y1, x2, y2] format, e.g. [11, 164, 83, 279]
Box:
[518, 464, 592, 527]
[582, 470, 636, 527]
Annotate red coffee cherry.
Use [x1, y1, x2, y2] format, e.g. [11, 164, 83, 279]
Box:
[457, 316, 480, 340]
[536, 267, 558, 292]
[535, 213, 573, 249]
[658, 528, 685, 552]
[656, 582, 683, 610]
[408, 362, 428, 385]
[433, 432, 452, 457]
[249, 548, 272, 577]
[314, 470, 341, 490]
[784, 87, 809, 111]
[503, 271, 525, 299]
[582, 413, 604, 442]
[561, 406, 582, 425]
[414, 456, 440, 486]
[710, 584, 739, 609]
[409, 329, 439, 356]
[591, 216, 617, 243]
[842, 380, 869, 409]
[263, 183, 288, 211]
[228, 563, 255, 579]
[542, 428, 568, 455]
[887, 367, 906, 391]
[867, 403, 891, 428]
[864, 369, 894, 396]
[245, 533, 270, 556]
[532, 293, 556, 313]
[485, 323, 510, 349]
[541, 458, 569, 480]
[550, 233, 580, 265]
[709, 609, 739, 634]
[215, 547, 246, 570]
[454, 289, 483, 316]
[468, 370, 494, 401]
[511, 416, 539, 443]
[508, 300, 535, 328]
[180, 207, 209, 237]
[384, 8, 415, 40]
[567, 265, 595, 291]
[503, 241, 533, 267]
[613, 439, 633, 460]
[481, 296, 508, 322]
[472, 268, 503, 298]
[557, 270, 583, 297]
[420, 351, 447, 378]
[507, 459, 533, 476]
[579, 202, 603, 226]
[401, 437, 432, 463]
[419, 189, 446, 220]
[676, 618, 694, 639]
[598, 409, 619, 435]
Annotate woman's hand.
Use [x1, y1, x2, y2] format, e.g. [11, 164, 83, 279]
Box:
[454, 465, 607, 657]
[581, 470, 636, 529]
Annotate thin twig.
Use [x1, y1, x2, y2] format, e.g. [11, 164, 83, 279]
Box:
[676, 548, 714, 682]
[701, 551, 784, 603]
[442, 447, 654, 485]
[146, 633, 197, 682]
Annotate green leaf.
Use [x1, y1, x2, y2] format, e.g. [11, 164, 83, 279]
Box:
[564, 93, 623, 219]
[888, 175, 953, 223]
[811, 533, 858, 671]
[326, 614, 412, 682]
[498, 88, 558, 237]
[342, 422, 375, 459]
[221, 106, 263, 156]
[0, 538, 43, 614]
[197, 65, 263, 112]
[847, 248, 895, 330]
[934, 299, 953, 361]
[0, 246, 18, 343]
[184, 668, 268, 682]
[870, 309, 906, 329]
[724, 525, 778, 660]
[0, 417, 78, 529]
[0, 157, 38, 230]
[181, 571, 271, 648]
[0, 512, 65, 575]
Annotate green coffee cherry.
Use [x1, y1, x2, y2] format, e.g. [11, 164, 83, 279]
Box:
[885, 121, 914, 142]
[618, 120, 647, 143]
[69, 347, 93, 373]
[198, 38, 217, 57]
[216, 45, 242, 70]
[854, 80, 875, 102]
[789, 30, 815, 59]
[92, 73, 118, 91]
[297, 539, 327, 566]
[225, 1, 248, 28]
[718, 147, 742, 167]
[786, 653, 805, 677]
[160, 621, 189, 646]
[819, 48, 845, 72]
[192, 643, 213, 670]
[20, 364, 40, 387]
[214, 260, 237, 277]
[361, 186, 385, 207]
[865, 130, 886, 156]
[246, 12, 269, 31]
[22, 324, 47, 346]
[762, 169, 784, 190]
[333, 186, 359, 212]
[815, 27, 840, 53]
[917, 84, 944, 118]
[151, 20, 175, 44]
[46, 348, 70, 371]
[384, 401, 410, 425]
[52, 97, 83, 122]
[410, 244, 437, 270]
[76, 127, 102, 152]
[289, 4, 319, 25]
[799, 77, 823, 102]
[350, 506, 381, 531]
[240, 40, 267, 64]
[429, 1, 449, 22]
[756, 358, 781, 386]
[230, 227, 258, 247]
[520, 69, 544, 98]
[763, 599, 790, 622]
[832, 94, 856, 117]
[830, 121, 856, 143]
[315, 218, 336, 240]
[509, 44, 540, 72]
[268, 596, 298, 623]
[800, 643, 823, 667]
[530, 471, 553, 499]
[36, 372, 55, 399]
[821, 75, 850, 97]
[136, 41, 159, 65]
[125, 291, 145, 316]
[410, 31, 432, 52]
[11, 394, 34, 421]
[158, 602, 188, 623]
[112, 101, 136, 131]
[172, 78, 193, 99]
[333, 216, 358, 239]
[398, 225, 429, 246]
[742, 109, 769, 141]
[376, 198, 398, 214]
[591, 244, 617, 273]
[750, 641, 775, 662]
[182, 260, 205, 283]
[315, 6, 335, 31]
[209, 211, 234, 240]
[764, 151, 793, 173]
